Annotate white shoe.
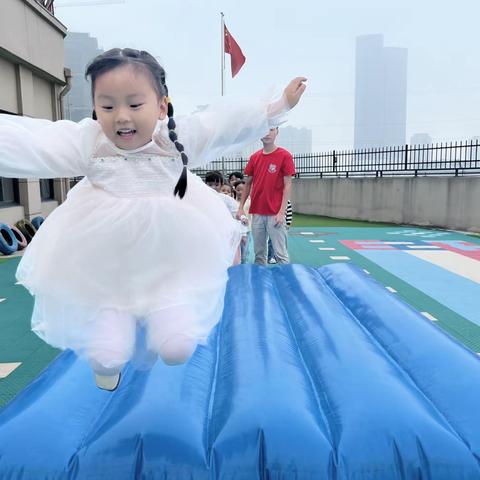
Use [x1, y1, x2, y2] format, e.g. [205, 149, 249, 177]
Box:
[95, 372, 121, 391]
[268, 258, 277, 264]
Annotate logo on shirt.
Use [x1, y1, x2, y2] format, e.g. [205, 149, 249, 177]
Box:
[268, 163, 277, 173]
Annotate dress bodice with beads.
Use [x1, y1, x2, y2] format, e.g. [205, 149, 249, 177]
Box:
[85, 126, 183, 198]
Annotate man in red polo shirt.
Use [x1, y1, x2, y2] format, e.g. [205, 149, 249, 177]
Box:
[237, 127, 295, 264]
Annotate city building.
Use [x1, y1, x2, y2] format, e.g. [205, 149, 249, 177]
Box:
[64, 31, 103, 121]
[354, 34, 408, 149]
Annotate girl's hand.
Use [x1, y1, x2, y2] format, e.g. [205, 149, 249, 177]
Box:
[284, 77, 307, 108]
[236, 208, 245, 220]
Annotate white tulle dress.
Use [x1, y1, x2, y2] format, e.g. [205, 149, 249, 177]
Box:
[0, 95, 287, 365]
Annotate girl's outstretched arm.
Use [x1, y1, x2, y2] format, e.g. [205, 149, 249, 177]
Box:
[283, 77, 308, 109]
[173, 77, 307, 169]
[0, 115, 101, 179]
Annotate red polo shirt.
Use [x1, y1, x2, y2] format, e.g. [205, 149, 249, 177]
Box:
[244, 147, 295, 215]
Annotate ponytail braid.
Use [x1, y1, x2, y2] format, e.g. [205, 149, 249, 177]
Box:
[166, 98, 188, 198]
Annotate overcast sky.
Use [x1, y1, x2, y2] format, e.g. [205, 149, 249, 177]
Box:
[55, 0, 480, 151]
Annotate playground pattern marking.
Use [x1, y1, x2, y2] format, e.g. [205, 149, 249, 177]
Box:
[408, 250, 480, 284]
[0, 363, 22, 379]
[341, 239, 480, 285]
[339, 238, 480, 327]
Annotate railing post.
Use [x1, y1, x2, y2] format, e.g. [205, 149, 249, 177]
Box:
[333, 150, 337, 172]
[404, 144, 409, 170]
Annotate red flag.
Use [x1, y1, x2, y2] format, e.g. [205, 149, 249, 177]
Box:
[224, 24, 246, 78]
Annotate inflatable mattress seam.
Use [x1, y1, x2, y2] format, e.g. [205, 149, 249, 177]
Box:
[272, 269, 338, 454]
[316, 267, 476, 459]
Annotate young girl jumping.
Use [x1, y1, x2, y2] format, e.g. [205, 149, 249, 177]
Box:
[0, 48, 306, 391]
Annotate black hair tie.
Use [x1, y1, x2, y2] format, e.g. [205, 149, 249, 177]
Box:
[174, 167, 187, 198]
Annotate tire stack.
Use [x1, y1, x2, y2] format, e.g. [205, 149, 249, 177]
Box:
[0, 217, 44, 256]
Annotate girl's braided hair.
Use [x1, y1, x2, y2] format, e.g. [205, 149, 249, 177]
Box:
[85, 48, 188, 198]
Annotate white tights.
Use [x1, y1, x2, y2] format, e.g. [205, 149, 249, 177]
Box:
[87, 306, 198, 374]
[144, 304, 198, 366]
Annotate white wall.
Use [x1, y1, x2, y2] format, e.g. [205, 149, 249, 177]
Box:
[292, 176, 480, 232]
[0, 0, 66, 82]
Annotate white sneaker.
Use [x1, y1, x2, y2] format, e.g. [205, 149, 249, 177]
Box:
[268, 258, 277, 264]
[95, 372, 121, 391]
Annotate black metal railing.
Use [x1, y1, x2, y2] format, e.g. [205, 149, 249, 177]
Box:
[34, 0, 55, 14]
[192, 140, 480, 179]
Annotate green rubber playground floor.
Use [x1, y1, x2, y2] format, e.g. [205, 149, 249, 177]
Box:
[1, 214, 479, 409]
[0, 257, 59, 408]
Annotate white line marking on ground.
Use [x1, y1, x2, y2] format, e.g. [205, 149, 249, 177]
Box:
[384, 242, 414, 245]
[386, 286, 397, 293]
[309, 239, 325, 243]
[318, 247, 336, 251]
[0, 298, 5, 303]
[300, 232, 314, 235]
[363, 269, 370, 274]
[421, 312, 438, 321]
[330, 256, 350, 260]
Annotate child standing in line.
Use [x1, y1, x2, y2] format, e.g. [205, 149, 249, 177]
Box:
[234, 180, 252, 264]
[205, 172, 248, 259]
[228, 171, 244, 189]
[220, 184, 235, 198]
[205, 171, 239, 219]
[0, 48, 306, 390]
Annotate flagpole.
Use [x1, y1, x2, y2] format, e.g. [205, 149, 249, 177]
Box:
[220, 11, 225, 96]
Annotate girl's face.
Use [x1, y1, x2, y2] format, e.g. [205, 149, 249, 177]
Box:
[235, 183, 245, 197]
[220, 185, 233, 197]
[93, 65, 167, 150]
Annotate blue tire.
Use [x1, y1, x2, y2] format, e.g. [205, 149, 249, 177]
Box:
[31, 216, 44, 230]
[0, 224, 18, 255]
